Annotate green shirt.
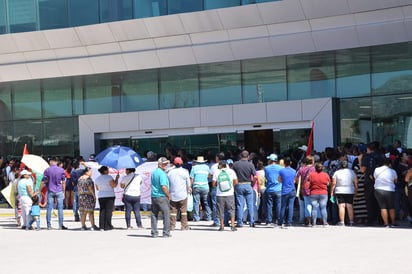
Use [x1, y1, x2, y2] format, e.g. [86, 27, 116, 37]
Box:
[151, 167, 169, 198]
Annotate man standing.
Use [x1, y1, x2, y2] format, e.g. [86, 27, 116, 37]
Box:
[278, 157, 297, 228]
[233, 150, 257, 227]
[264, 154, 283, 226]
[151, 157, 171, 238]
[209, 152, 226, 227]
[190, 156, 212, 222]
[42, 157, 67, 230]
[167, 157, 191, 230]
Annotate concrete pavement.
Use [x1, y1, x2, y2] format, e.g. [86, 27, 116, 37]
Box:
[0, 208, 411, 274]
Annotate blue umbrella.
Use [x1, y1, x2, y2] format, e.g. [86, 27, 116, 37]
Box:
[95, 145, 143, 169]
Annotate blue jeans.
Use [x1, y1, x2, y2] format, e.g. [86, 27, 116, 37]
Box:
[124, 195, 142, 228]
[192, 187, 211, 221]
[72, 191, 79, 220]
[310, 194, 328, 224]
[279, 190, 296, 225]
[266, 191, 281, 224]
[235, 184, 255, 226]
[210, 188, 219, 225]
[46, 191, 65, 228]
[28, 216, 40, 230]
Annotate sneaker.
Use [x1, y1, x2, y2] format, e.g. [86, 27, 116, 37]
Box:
[281, 224, 287, 229]
[74, 217, 80, 222]
[137, 226, 145, 230]
[230, 226, 237, 232]
[47, 226, 52, 230]
[235, 224, 243, 228]
[337, 222, 345, 226]
[210, 223, 220, 227]
[81, 226, 87, 231]
[35, 228, 40, 231]
[323, 223, 329, 227]
[127, 226, 133, 230]
[162, 234, 172, 238]
[218, 227, 224, 232]
[91, 225, 99, 231]
[59, 225, 68, 230]
[250, 223, 256, 228]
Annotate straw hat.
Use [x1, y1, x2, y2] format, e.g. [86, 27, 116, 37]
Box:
[195, 156, 207, 163]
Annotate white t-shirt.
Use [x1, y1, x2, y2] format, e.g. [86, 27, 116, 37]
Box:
[213, 168, 237, 197]
[374, 166, 397, 192]
[95, 174, 115, 198]
[167, 167, 191, 202]
[121, 173, 142, 197]
[332, 168, 356, 194]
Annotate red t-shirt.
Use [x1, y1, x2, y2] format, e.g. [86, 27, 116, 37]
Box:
[308, 171, 330, 195]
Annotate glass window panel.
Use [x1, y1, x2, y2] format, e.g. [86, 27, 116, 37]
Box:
[38, 0, 68, 30]
[100, 0, 133, 23]
[43, 118, 74, 156]
[371, 43, 412, 95]
[242, 56, 287, 103]
[134, 0, 167, 18]
[336, 48, 371, 98]
[159, 65, 199, 109]
[242, 0, 277, 4]
[8, 0, 37, 33]
[0, 83, 12, 121]
[13, 80, 41, 119]
[0, 121, 13, 157]
[84, 74, 119, 114]
[73, 77, 84, 115]
[73, 117, 80, 157]
[372, 95, 412, 148]
[287, 52, 335, 100]
[168, 0, 203, 14]
[0, 0, 6, 34]
[121, 70, 159, 112]
[199, 61, 241, 107]
[339, 97, 372, 145]
[69, 0, 99, 27]
[14, 120, 43, 155]
[205, 0, 240, 9]
[43, 78, 72, 118]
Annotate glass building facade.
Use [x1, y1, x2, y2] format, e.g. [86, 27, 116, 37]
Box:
[0, 0, 277, 34]
[1, 42, 412, 156]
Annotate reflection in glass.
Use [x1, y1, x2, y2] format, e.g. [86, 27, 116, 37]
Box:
[69, 0, 99, 27]
[73, 77, 84, 115]
[43, 78, 72, 118]
[160, 65, 199, 109]
[0, 0, 6, 34]
[134, 0, 167, 18]
[13, 80, 42, 119]
[14, 120, 43, 155]
[43, 118, 74, 156]
[9, 0, 37, 33]
[38, 0, 68, 30]
[100, 0, 133, 23]
[288, 52, 335, 100]
[336, 48, 370, 98]
[371, 43, 412, 95]
[339, 98, 372, 145]
[0, 121, 13, 156]
[242, 57, 287, 103]
[84, 75, 116, 114]
[168, 0, 203, 14]
[0, 83, 12, 121]
[199, 61, 241, 107]
[205, 0, 240, 10]
[122, 70, 159, 112]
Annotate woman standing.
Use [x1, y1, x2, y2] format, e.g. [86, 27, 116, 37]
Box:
[78, 167, 98, 231]
[95, 166, 119, 231]
[295, 156, 315, 225]
[17, 169, 36, 229]
[120, 168, 143, 229]
[308, 162, 330, 226]
[374, 158, 398, 227]
[331, 160, 358, 226]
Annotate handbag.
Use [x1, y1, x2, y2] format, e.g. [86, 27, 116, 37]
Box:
[121, 174, 135, 203]
[187, 193, 194, 212]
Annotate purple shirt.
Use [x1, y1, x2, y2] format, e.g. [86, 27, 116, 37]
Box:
[43, 164, 66, 193]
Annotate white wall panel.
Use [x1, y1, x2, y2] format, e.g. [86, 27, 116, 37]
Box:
[0, 52, 25, 65]
[357, 22, 408, 46]
[89, 54, 127, 74]
[26, 61, 62, 79]
[86, 43, 122, 55]
[299, 0, 350, 19]
[169, 108, 201, 128]
[75, 24, 116, 46]
[157, 46, 196, 67]
[230, 37, 273, 60]
[267, 21, 311, 36]
[310, 14, 356, 31]
[122, 51, 160, 71]
[200, 106, 233, 127]
[312, 27, 359, 51]
[119, 39, 156, 52]
[54, 47, 89, 59]
[12, 32, 50, 52]
[180, 10, 223, 33]
[190, 30, 229, 44]
[144, 15, 186, 37]
[270, 33, 316, 56]
[139, 110, 170, 130]
[192, 43, 234, 63]
[57, 58, 94, 77]
[109, 112, 140, 131]
[80, 114, 111, 132]
[0, 34, 19, 54]
[228, 25, 268, 40]
[154, 34, 191, 48]
[355, 7, 404, 25]
[218, 5, 263, 29]
[108, 19, 151, 41]
[233, 104, 266, 125]
[258, 0, 306, 24]
[267, 101, 302, 122]
[44, 29, 82, 49]
[0, 64, 31, 82]
[23, 49, 56, 62]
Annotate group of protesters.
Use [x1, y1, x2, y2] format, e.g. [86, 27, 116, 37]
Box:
[1, 139, 412, 235]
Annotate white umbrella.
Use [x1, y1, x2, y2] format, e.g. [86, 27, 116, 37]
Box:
[21, 154, 49, 173]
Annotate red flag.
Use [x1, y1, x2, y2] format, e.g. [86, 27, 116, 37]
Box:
[23, 144, 29, 155]
[306, 122, 314, 156]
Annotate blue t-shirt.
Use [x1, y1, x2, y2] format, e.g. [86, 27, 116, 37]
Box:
[265, 164, 283, 193]
[279, 167, 297, 195]
[31, 205, 41, 216]
[151, 167, 169, 198]
[190, 163, 210, 189]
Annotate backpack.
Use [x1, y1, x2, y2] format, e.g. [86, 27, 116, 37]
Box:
[217, 169, 232, 192]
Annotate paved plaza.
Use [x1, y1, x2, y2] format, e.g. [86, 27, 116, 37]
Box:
[0, 208, 411, 274]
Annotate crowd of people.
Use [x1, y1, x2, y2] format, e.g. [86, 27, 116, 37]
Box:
[1, 139, 412, 235]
